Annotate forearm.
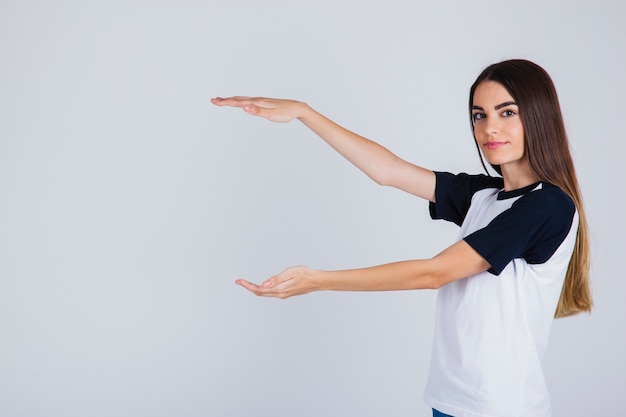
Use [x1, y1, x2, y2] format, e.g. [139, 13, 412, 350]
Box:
[297, 104, 435, 199]
[314, 260, 440, 292]
[297, 104, 405, 186]
[314, 240, 490, 293]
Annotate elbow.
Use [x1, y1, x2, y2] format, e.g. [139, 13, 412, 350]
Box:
[419, 263, 455, 290]
[368, 170, 389, 187]
[416, 271, 447, 290]
[404, 257, 464, 290]
[367, 157, 400, 187]
[371, 169, 398, 188]
[425, 275, 445, 290]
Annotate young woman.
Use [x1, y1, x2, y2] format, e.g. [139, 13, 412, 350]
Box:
[211, 59, 592, 417]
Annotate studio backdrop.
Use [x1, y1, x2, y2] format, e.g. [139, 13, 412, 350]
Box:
[0, 1, 624, 416]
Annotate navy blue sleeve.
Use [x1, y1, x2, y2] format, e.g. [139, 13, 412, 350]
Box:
[463, 185, 576, 275]
[429, 172, 504, 226]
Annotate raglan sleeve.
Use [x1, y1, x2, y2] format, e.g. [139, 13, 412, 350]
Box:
[463, 187, 576, 275]
[429, 171, 502, 226]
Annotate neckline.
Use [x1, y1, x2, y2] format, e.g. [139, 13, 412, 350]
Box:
[497, 181, 542, 200]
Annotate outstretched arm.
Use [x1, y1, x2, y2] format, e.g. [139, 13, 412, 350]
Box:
[235, 240, 490, 298]
[211, 96, 436, 201]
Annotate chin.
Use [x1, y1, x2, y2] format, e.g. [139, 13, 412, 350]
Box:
[484, 157, 507, 166]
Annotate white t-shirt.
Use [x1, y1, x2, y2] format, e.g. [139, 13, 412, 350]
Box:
[423, 172, 578, 417]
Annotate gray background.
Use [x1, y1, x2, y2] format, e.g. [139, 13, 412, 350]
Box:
[1, 1, 624, 416]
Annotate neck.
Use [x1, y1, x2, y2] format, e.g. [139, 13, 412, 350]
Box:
[500, 162, 541, 191]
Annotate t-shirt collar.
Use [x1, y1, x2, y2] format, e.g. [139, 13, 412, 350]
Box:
[497, 181, 542, 200]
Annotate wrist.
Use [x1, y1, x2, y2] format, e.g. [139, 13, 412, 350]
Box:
[295, 101, 315, 121]
[308, 268, 327, 291]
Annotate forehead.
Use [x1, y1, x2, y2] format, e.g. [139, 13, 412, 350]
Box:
[472, 81, 515, 106]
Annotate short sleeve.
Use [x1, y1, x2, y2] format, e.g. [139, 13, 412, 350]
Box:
[429, 171, 504, 226]
[463, 185, 576, 275]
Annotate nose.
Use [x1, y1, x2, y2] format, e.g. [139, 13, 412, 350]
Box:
[482, 116, 499, 136]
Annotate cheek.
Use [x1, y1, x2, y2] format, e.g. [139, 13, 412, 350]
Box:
[512, 121, 525, 143]
[472, 126, 485, 140]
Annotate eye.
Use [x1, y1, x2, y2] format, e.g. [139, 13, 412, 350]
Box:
[472, 112, 486, 123]
[501, 109, 517, 117]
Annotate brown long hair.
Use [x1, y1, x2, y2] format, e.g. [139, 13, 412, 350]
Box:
[469, 59, 592, 318]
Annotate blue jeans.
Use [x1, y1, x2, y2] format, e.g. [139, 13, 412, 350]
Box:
[433, 409, 454, 417]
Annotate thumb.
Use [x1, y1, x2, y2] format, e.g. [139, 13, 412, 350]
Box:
[243, 104, 267, 117]
[244, 103, 292, 123]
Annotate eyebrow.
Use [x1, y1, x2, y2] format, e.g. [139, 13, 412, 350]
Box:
[472, 101, 518, 111]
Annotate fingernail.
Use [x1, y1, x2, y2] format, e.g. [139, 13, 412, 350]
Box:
[263, 281, 272, 288]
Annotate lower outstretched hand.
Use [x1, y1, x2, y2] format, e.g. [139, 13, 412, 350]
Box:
[235, 265, 319, 299]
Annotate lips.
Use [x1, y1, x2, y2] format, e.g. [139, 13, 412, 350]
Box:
[485, 141, 507, 150]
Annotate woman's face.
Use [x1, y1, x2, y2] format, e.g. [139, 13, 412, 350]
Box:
[471, 81, 526, 170]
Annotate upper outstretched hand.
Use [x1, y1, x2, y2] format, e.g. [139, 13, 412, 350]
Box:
[211, 96, 306, 123]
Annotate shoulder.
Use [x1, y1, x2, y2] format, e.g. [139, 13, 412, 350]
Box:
[506, 183, 577, 243]
[431, 172, 504, 226]
[512, 183, 575, 217]
[435, 171, 504, 194]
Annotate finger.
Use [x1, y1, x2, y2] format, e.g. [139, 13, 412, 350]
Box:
[211, 96, 268, 108]
[211, 96, 251, 108]
[235, 279, 262, 292]
[261, 269, 296, 289]
[242, 103, 270, 117]
[212, 98, 274, 120]
[236, 278, 293, 299]
[235, 279, 279, 297]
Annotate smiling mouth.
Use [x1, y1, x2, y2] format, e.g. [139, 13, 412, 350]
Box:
[485, 141, 507, 150]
